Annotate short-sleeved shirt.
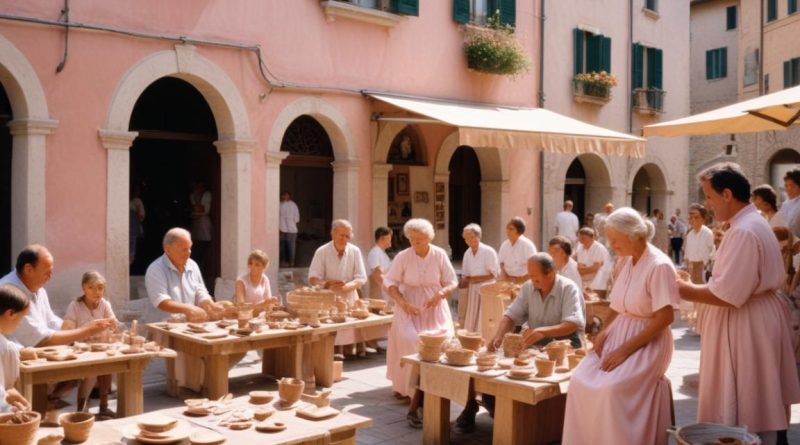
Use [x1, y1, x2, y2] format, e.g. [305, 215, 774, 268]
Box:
[366, 245, 392, 300]
[0, 334, 20, 390]
[504, 275, 585, 345]
[462, 243, 500, 278]
[279, 200, 300, 233]
[685, 225, 715, 263]
[0, 272, 63, 347]
[555, 211, 580, 243]
[559, 258, 583, 290]
[64, 298, 118, 329]
[780, 195, 800, 236]
[575, 241, 608, 269]
[236, 273, 272, 304]
[498, 235, 537, 277]
[145, 254, 212, 311]
[308, 242, 367, 285]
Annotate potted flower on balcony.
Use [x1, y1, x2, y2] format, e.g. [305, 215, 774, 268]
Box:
[464, 13, 530, 76]
[572, 71, 618, 104]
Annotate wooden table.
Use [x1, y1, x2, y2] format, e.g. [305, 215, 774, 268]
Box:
[148, 315, 393, 398]
[19, 346, 163, 417]
[34, 395, 372, 445]
[401, 355, 567, 445]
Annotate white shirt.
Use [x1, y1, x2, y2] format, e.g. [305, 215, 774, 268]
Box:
[0, 272, 63, 347]
[575, 241, 608, 270]
[462, 242, 500, 278]
[684, 225, 715, 263]
[366, 245, 392, 300]
[555, 211, 580, 243]
[279, 200, 300, 233]
[498, 235, 537, 277]
[559, 258, 583, 290]
[0, 335, 20, 391]
[779, 195, 800, 231]
[768, 211, 787, 228]
[308, 242, 367, 302]
[145, 254, 212, 311]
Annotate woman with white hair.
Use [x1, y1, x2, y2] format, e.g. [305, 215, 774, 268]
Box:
[460, 223, 499, 333]
[384, 218, 458, 427]
[562, 207, 679, 445]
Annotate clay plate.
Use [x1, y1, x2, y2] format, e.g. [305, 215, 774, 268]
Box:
[45, 353, 77, 362]
[189, 430, 226, 445]
[255, 421, 286, 433]
[295, 406, 340, 421]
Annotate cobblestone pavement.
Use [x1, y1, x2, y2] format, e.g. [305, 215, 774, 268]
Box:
[66, 318, 798, 444]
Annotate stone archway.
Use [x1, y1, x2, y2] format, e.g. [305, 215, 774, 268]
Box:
[0, 33, 58, 265]
[434, 131, 506, 252]
[100, 45, 254, 304]
[630, 162, 668, 216]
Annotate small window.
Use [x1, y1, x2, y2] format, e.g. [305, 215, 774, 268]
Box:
[574, 29, 612, 75]
[790, 0, 798, 15]
[645, 0, 658, 13]
[726, 6, 737, 30]
[767, 0, 777, 22]
[765, 74, 770, 93]
[453, 0, 515, 27]
[632, 43, 663, 89]
[785, 57, 800, 88]
[706, 47, 728, 80]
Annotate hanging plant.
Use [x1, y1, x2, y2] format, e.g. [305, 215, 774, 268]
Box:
[464, 12, 530, 76]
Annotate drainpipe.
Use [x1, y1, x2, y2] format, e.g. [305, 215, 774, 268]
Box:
[759, 0, 764, 96]
[629, 0, 634, 134]
[538, 0, 546, 248]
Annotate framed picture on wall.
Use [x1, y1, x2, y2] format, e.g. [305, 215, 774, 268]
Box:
[396, 173, 409, 195]
[414, 191, 429, 203]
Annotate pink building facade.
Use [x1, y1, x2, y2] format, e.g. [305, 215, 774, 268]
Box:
[0, 0, 554, 310]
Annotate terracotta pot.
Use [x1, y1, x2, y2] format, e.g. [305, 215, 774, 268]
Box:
[545, 346, 567, 365]
[456, 330, 483, 351]
[278, 378, 305, 405]
[418, 330, 448, 348]
[59, 412, 94, 443]
[567, 354, 583, 370]
[502, 333, 524, 358]
[0, 411, 40, 445]
[444, 348, 474, 366]
[534, 358, 555, 377]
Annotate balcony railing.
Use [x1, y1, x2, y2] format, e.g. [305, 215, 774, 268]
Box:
[572, 79, 612, 105]
[632, 88, 666, 114]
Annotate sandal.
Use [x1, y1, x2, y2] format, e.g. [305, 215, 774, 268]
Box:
[406, 412, 422, 429]
[96, 408, 117, 421]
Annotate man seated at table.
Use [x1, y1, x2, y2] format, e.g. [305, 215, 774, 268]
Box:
[145, 227, 228, 393]
[308, 219, 367, 357]
[455, 252, 585, 433]
[0, 245, 116, 406]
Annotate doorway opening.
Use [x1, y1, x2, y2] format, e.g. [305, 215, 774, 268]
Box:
[564, 159, 587, 225]
[631, 163, 667, 217]
[448, 146, 481, 260]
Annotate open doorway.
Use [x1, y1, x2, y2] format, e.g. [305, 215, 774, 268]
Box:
[129, 77, 220, 290]
[448, 146, 481, 260]
[564, 159, 587, 225]
[0, 84, 11, 273]
[631, 163, 667, 217]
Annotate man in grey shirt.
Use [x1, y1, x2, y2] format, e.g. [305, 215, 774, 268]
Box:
[456, 252, 585, 433]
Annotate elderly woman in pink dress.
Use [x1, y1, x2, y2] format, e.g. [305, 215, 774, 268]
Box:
[678, 163, 800, 445]
[384, 218, 457, 428]
[563, 207, 678, 445]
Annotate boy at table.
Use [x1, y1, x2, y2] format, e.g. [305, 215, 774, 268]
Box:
[455, 253, 585, 433]
[0, 284, 32, 413]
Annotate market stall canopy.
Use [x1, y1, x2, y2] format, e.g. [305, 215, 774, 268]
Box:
[643, 85, 800, 137]
[367, 93, 645, 158]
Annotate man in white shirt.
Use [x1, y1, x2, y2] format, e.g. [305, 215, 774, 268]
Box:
[555, 200, 580, 245]
[498, 217, 537, 284]
[279, 191, 300, 267]
[684, 204, 715, 284]
[780, 169, 800, 237]
[574, 228, 610, 299]
[366, 226, 393, 302]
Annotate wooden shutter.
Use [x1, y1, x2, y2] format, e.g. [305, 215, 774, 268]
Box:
[706, 50, 713, 80]
[600, 36, 612, 72]
[453, 0, 470, 24]
[647, 47, 663, 89]
[586, 34, 601, 72]
[574, 28, 584, 75]
[499, 0, 516, 27]
[393, 0, 419, 16]
[790, 0, 798, 14]
[768, 0, 777, 21]
[632, 43, 644, 88]
[785, 61, 792, 88]
[720, 48, 727, 78]
[726, 6, 737, 29]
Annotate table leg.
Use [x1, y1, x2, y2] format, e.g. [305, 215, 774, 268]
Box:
[329, 426, 357, 445]
[20, 372, 48, 417]
[311, 334, 335, 387]
[205, 354, 229, 399]
[262, 342, 303, 380]
[492, 394, 566, 445]
[116, 369, 144, 417]
[165, 356, 178, 397]
[422, 393, 449, 445]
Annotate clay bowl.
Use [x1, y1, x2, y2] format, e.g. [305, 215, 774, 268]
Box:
[136, 415, 178, 433]
[0, 411, 40, 445]
[351, 309, 370, 319]
[90, 343, 109, 352]
[513, 357, 532, 367]
[545, 346, 567, 365]
[502, 333, 524, 358]
[444, 348, 474, 366]
[189, 430, 226, 445]
[249, 391, 274, 405]
[508, 366, 533, 379]
[534, 358, 556, 377]
[418, 330, 448, 348]
[253, 409, 274, 421]
[456, 330, 483, 351]
[475, 351, 497, 366]
[418, 342, 443, 362]
[59, 412, 95, 443]
[255, 421, 286, 433]
[567, 353, 583, 370]
[278, 378, 305, 406]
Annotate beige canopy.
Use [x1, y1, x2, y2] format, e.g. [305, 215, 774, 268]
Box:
[368, 93, 646, 158]
[643, 85, 800, 137]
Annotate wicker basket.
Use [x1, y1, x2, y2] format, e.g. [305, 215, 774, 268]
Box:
[59, 412, 95, 443]
[278, 378, 305, 405]
[0, 411, 40, 445]
[456, 330, 483, 351]
[668, 423, 761, 445]
[287, 287, 336, 313]
[418, 330, 448, 348]
[445, 348, 474, 366]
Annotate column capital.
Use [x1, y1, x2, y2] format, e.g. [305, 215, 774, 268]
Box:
[98, 129, 138, 150]
[214, 138, 256, 155]
[331, 159, 360, 172]
[9, 118, 58, 136]
[265, 150, 290, 166]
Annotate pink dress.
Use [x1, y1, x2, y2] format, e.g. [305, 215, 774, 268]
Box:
[563, 244, 678, 445]
[698, 204, 800, 433]
[384, 245, 457, 396]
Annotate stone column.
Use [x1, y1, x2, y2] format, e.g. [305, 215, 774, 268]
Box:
[480, 180, 509, 249]
[98, 129, 137, 306]
[265, 151, 289, 292]
[214, 139, 256, 281]
[371, 163, 393, 229]
[331, 159, 361, 245]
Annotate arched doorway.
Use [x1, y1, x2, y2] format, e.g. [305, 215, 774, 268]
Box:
[631, 163, 668, 216]
[0, 84, 11, 273]
[562, 154, 612, 226]
[448, 146, 481, 259]
[280, 116, 334, 267]
[129, 77, 220, 290]
[769, 148, 800, 205]
[564, 159, 586, 225]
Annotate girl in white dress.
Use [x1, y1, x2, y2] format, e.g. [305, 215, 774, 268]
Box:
[235, 250, 279, 314]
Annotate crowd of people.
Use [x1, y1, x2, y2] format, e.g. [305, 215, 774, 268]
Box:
[0, 162, 798, 444]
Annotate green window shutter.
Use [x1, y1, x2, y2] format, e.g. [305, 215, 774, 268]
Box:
[720, 48, 727, 78]
[574, 28, 585, 75]
[393, 0, 419, 16]
[453, 0, 470, 24]
[767, 0, 777, 21]
[726, 6, 737, 29]
[600, 36, 612, 72]
[633, 43, 644, 88]
[790, 0, 798, 14]
[498, 0, 516, 27]
[586, 34, 601, 72]
[647, 47, 662, 89]
[706, 50, 713, 80]
[784, 60, 791, 88]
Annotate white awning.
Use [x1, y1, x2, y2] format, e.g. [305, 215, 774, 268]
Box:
[368, 93, 646, 158]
